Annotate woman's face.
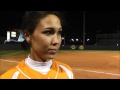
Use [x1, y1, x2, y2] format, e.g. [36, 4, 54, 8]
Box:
[28, 15, 62, 61]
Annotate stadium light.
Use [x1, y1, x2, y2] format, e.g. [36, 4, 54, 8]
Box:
[71, 39, 74, 42]
[117, 44, 119, 46]
[87, 38, 90, 41]
[76, 39, 78, 41]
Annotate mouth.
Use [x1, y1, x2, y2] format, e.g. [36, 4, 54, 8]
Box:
[48, 49, 57, 54]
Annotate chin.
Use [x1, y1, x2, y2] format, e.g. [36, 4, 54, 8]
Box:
[47, 54, 56, 59]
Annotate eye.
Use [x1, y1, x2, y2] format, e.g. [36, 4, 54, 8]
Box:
[43, 31, 53, 36]
[58, 31, 62, 35]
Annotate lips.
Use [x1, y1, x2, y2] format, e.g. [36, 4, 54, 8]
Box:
[48, 49, 57, 54]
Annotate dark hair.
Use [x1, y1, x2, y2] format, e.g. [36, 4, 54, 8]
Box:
[20, 11, 64, 50]
[20, 11, 64, 34]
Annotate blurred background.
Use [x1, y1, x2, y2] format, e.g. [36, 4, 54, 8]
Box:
[0, 11, 120, 50]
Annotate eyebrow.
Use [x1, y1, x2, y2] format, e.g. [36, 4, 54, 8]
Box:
[45, 27, 62, 31]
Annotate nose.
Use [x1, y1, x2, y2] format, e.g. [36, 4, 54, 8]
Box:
[52, 34, 60, 45]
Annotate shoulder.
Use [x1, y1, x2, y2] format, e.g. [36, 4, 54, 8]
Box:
[55, 60, 74, 79]
[0, 67, 18, 79]
[55, 60, 72, 71]
[0, 60, 25, 79]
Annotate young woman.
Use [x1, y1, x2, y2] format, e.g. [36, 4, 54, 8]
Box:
[0, 11, 74, 79]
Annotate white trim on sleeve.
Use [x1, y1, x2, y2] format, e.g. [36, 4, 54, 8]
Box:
[59, 65, 74, 79]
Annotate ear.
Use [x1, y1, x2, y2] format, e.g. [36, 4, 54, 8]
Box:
[23, 31, 30, 43]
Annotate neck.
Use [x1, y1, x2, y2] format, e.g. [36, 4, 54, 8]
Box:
[29, 52, 49, 62]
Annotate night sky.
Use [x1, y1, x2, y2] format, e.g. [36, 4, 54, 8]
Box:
[0, 11, 120, 45]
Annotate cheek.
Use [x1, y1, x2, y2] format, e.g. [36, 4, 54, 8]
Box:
[40, 38, 50, 48]
[59, 37, 62, 42]
[31, 36, 50, 48]
[59, 38, 62, 44]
